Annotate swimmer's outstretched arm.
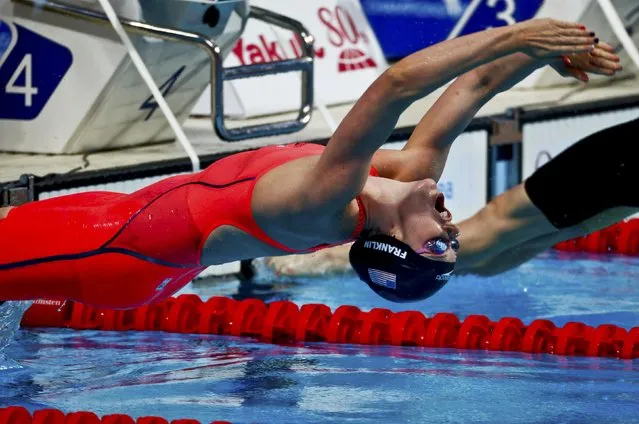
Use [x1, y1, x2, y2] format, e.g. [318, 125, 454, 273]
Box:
[305, 19, 595, 209]
[372, 42, 621, 182]
[455, 185, 637, 276]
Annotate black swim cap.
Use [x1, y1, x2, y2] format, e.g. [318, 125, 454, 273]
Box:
[349, 233, 454, 303]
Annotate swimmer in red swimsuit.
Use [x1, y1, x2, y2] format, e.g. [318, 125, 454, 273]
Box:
[0, 19, 609, 307]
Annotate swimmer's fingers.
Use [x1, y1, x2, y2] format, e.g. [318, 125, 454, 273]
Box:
[587, 44, 623, 74]
[549, 44, 596, 56]
[553, 20, 588, 30]
[524, 39, 595, 58]
[586, 54, 623, 75]
[552, 58, 589, 82]
[561, 44, 623, 77]
[595, 41, 617, 54]
[544, 30, 596, 54]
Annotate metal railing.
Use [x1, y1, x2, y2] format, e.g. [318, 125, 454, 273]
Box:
[13, 0, 314, 142]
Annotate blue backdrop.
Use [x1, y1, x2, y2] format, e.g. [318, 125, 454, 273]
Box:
[360, 0, 545, 61]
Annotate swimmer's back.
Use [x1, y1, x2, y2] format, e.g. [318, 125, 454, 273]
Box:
[0, 143, 330, 308]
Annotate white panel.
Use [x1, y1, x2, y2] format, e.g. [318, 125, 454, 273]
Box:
[522, 108, 639, 178]
[382, 130, 488, 221]
[0, 12, 126, 153]
[0, 0, 247, 153]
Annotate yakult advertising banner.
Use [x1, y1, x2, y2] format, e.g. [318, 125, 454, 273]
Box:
[192, 0, 388, 118]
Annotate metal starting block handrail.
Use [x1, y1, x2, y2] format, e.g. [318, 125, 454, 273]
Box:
[12, 0, 314, 142]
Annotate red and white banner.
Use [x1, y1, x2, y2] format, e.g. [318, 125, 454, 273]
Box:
[192, 0, 388, 118]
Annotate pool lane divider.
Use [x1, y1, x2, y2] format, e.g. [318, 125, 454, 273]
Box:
[19, 295, 639, 359]
[0, 406, 230, 424]
[554, 219, 639, 255]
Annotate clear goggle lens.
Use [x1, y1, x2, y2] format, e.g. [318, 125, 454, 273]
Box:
[419, 237, 460, 255]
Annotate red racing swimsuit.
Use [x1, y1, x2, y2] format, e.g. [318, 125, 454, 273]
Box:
[0, 143, 373, 309]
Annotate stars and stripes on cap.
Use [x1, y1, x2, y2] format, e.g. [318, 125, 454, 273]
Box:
[368, 268, 397, 289]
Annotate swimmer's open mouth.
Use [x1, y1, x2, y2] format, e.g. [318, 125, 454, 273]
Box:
[435, 193, 452, 220]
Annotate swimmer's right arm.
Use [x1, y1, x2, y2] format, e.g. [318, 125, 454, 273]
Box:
[307, 19, 596, 209]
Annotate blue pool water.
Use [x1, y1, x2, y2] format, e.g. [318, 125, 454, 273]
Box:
[1, 251, 639, 424]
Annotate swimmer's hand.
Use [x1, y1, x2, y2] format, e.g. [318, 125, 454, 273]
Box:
[550, 42, 623, 82]
[514, 18, 596, 58]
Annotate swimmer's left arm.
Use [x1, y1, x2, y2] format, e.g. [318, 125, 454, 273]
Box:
[372, 53, 547, 181]
[374, 44, 621, 182]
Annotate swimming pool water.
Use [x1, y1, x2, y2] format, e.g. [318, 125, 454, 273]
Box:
[2, 251, 639, 424]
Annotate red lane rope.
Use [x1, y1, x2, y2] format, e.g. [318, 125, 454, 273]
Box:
[554, 219, 639, 255]
[0, 406, 230, 424]
[20, 295, 639, 359]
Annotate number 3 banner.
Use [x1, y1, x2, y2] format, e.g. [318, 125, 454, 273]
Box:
[448, 0, 544, 38]
[0, 19, 73, 120]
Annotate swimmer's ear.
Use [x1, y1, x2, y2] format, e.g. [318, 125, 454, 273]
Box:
[359, 227, 383, 239]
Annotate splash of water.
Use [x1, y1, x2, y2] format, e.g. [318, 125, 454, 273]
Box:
[0, 301, 32, 353]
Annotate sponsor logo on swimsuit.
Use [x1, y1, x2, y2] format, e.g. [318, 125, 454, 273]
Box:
[34, 299, 64, 307]
[436, 270, 454, 281]
[363, 241, 407, 259]
[156, 278, 172, 292]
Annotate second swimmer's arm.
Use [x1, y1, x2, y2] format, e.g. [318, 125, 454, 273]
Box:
[454, 183, 636, 276]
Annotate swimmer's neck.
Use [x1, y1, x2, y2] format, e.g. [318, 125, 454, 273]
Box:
[358, 178, 402, 236]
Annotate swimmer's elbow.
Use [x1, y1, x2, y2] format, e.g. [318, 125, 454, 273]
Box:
[463, 69, 498, 96]
[382, 67, 423, 102]
[385, 62, 490, 101]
